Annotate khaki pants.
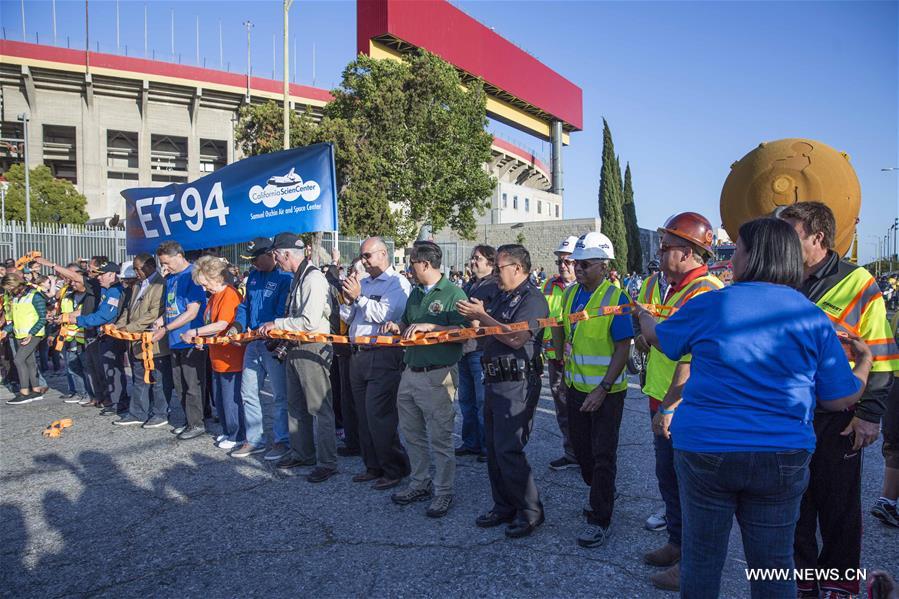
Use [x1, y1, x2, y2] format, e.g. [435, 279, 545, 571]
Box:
[397, 365, 458, 495]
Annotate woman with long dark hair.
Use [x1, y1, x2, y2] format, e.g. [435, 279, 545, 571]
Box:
[635, 217, 873, 599]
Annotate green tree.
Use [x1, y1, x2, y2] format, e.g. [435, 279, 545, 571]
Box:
[236, 51, 496, 245]
[622, 163, 643, 273]
[598, 119, 628, 273]
[2, 164, 89, 225]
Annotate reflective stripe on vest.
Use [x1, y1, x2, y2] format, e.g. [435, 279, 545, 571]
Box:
[11, 290, 44, 338]
[562, 281, 629, 393]
[642, 273, 724, 400]
[60, 296, 85, 343]
[541, 278, 567, 359]
[816, 266, 899, 371]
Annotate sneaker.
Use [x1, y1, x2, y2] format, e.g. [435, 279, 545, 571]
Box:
[112, 415, 143, 426]
[391, 483, 433, 505]
[577, 524, 610, 548]
[142, 417, 169, 429]
[6, 394, 42, 405]
[177, 425, 206, 441]
[425, 494, 453, 518]
[264, 443, 290, 461]
[171, 425, 187, 435]
[549, 456, 579, 470]
[231, 443, 266, 458]
[62, 393, 83, 404]
[871, 498, 899, 527]
[215, 434, 227, 443]
[78, 396, 94, 406]
[645, 509, 667, 532]
[217, 439, 238, 450]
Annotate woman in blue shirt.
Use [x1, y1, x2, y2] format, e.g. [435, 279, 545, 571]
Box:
[635, 217, 872, 599]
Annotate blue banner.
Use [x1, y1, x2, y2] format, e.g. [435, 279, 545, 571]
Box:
[123, 143, 338, 254]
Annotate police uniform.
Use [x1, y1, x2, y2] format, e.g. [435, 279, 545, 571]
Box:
[481, 278, 549, 528]
[77, 277, 128, 412]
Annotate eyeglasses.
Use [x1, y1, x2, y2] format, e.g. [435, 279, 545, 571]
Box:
[656, 245, 688, 256]
[574, 260, 603, 269]
[361, 249, 385, 260]
[495, 263, 518, 271]
[555, 258, 575, 266]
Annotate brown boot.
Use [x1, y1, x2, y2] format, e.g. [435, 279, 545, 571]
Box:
[650, 564, 680, 592]
[643, 542, 681, 567]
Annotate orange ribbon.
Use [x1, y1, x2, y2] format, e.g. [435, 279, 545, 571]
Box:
[15, 251, 41, 270]
[187, 302, 675, 348]
[101, 325, 156, 384]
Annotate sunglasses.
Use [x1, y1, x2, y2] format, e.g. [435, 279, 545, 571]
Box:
[555, 258, 575, 266]
[361, 250, 384, 260]
[574, 260, 603, 269]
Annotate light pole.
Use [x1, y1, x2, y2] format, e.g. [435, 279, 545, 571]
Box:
[17, 113, 31, 232]
[243, 21, 253, 103]
[283, 0, 294, 150]
[0, 179, 8, 225]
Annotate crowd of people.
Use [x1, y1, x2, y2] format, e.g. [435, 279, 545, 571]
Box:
[0, 202, 897, 598]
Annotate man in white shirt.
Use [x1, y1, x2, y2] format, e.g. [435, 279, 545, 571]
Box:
[340, 236, 411, 490]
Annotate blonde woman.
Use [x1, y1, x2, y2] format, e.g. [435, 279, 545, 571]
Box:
[183, 256, 246, 450]
[2, 275, 48, 404]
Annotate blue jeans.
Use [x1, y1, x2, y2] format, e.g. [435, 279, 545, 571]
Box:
[456, 350, 485, 452]
[63, 345, 87, 395]
[675, 449, 812, 599]
[650, 407, 682, 547]
[130, 354, 179, 424]
[214, 371, 245, 442]
[240, 340, 288, 447]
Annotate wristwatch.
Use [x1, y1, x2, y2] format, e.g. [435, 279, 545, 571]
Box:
[599, 380, 613, 392]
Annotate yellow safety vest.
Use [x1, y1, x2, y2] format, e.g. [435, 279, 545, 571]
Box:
[639, 272, 724, 400]
[815, 266, 899, 372]
[561, 280, 630, 393]
[541, 277, 570, 360]
[11, 290, 45, 339]
[59, 294, 86, 344]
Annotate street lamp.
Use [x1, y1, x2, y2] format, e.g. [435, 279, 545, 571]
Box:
[16, 112, 31, 232]
[243, 21, 253, 103]
[283, 0, 294, 150]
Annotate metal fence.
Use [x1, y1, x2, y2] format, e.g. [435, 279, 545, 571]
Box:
[0, 221, 392, 271]
[0, 221, 128, 265]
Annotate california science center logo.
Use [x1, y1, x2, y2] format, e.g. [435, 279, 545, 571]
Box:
[249, 167, 321, 209]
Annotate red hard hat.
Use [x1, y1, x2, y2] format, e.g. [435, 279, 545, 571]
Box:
[658, 212, 715, 255]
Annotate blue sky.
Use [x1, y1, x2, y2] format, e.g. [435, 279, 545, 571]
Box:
[4, 0, 897, 262]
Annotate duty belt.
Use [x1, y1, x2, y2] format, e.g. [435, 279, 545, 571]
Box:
[482, 356, 543, 383]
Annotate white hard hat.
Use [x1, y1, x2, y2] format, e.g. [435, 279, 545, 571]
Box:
[570, 232, 615, 261]
[119, 260, 136, 279]
[554, 236, 580, 256]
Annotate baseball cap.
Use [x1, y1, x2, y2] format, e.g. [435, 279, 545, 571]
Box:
[240, 237, 274, 259]
[270, 232, 306, 251]
[95, 261, 120, 274]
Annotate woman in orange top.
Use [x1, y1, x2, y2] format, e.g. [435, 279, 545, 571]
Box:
[183, 256, 247, 450]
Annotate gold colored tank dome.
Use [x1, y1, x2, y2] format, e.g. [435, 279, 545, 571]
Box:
[720, 138, 861, 256]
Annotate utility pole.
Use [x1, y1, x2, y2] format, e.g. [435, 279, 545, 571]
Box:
[18, 113, 31, 232]
[85, 0, 90, 73]
[116, 0, 120, 52]
[312, 42, 316, 86]
[144, 4, 148, 57]
[20, 0, 25, 41]
[243, 21, 253, 103]
[170, 9, 175, 60]
[52, 0, 57, 45]
[219, 20, 223, 68]
[195, 16, 199, 65]
[272, 34, 276, 80]
[283, 0, 294, 150]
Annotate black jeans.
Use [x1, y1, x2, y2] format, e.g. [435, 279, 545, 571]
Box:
[484, 372, 543, 524]
[349, 348, 409, 480]
[100, 338, 129, 411]
[566, 386, 626, 528]
[336, 352, 359, 451]
[793, 410, 863, 595]
[171, 347, 208, 428]
[130, 354, 179, 424]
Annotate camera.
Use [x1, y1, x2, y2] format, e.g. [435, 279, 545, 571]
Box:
[265, 338, 292, 362]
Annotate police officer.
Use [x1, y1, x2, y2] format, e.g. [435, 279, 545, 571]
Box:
[457, 243, 549, 539]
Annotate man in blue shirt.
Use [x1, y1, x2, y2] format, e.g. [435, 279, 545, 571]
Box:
[64, 261, 129, 415]
[230, 237, 292, 460]
[152, 241, 207, 441]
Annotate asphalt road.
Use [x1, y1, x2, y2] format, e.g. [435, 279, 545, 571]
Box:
[1, 368, 896, 598]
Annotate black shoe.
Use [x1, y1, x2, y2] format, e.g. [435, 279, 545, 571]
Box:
[454, 446, 481, 456]
[337, 446, 360, 457]
[276, 456, 315, 470]
[99, 406, 119, 416]
[476, 454, 488, 463]
[371, 477, 402, 491]
[505, 513, 544, 539]
[112, 415, 143, 426]
[549, 456, 579, 470]
[425, 494, 453, 518]
[306, 466, 337, 483]
[475, 510, 516, 528]
[176, 426, 206, 440]
[391, 483, 433, 505]
[142, 417, 169, 429]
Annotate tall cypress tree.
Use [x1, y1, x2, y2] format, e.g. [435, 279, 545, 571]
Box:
[622, 163, 643, 273]
[598, 119, 628, 273]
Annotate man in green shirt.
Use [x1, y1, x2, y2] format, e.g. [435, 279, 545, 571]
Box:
[382, 241, 467, 518]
